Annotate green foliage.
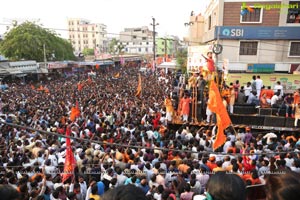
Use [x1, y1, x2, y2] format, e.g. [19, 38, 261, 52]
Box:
[0, 22, 75, 61]
[176, 49, 188, 73]
[108, 38, 118, 54]
[108, 38, 126, 55]
[82, 48, 94, 56]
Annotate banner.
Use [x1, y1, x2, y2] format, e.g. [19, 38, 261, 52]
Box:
[187, 45, 213, 73]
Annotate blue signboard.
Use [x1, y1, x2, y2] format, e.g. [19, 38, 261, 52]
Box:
[247, 64, 275, 73]
[216, 26, 300, 40]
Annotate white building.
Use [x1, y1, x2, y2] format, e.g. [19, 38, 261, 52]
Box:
[0, 61, 48, 78]
[119, 27, 154, 55]
[68, 18, 108, 55]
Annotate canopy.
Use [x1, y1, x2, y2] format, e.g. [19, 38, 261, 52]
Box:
[157, 62, 177, 69]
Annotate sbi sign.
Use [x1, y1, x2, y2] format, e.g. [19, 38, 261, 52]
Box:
[222, 28, 244, 37]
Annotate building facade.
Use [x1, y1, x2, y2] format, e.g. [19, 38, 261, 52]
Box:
[156, 37, 178, 58]
[196, 0, 300, 73]
[184, 13, 205, 45]
[119, 26, 154, 55]
[68, 18, 108, 55]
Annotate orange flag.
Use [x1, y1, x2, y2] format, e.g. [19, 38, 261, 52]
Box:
[208, 80, 232, 150]
[61, 126, 76, 183]
[135, 74, 142, 97]
[44, 88, 50, 93]
[70, 101, 80, 122]
[77, 82, 84, 91]
[114, 72, 120, 78]
[31, 85, 35, 90]
[37, 85, 44, 91]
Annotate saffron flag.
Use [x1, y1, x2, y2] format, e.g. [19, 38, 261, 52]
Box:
[70, 101, 81, 122]
[61, 126, 76, 183]
[135, 74, 142, 97]
[77, 82, 84, 91]
[208, 80, 231, 150]
[37, 85, 44, 91]
[114, 72, 120, 78]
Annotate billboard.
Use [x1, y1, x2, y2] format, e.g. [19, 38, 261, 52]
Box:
[216, 26, 300, 40]
[187, 45, 213, 73]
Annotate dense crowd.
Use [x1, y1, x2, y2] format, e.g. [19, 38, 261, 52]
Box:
[0, 66, 300, 200]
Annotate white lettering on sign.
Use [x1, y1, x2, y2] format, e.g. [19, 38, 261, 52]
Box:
[230, 29, 244, 37]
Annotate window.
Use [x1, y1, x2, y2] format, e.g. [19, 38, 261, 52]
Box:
[286, 1, 300, 23]
[132, 35, 137, 39]
[289, 41, 300, 56]
[145, 48, 148, 52]
[162, 41, 165, 45]
[241, 7, 262, 23]
[125, 48, 128, 52]
[146, 42, 149, 45]
[142, 37, 146, 40]
[239, 41, 258, 55]
[138, 48, 141, 52]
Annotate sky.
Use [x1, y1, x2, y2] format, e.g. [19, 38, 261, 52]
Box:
[0, 0, 209, 40]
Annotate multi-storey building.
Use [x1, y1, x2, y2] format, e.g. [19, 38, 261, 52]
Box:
[156, 36, 179, 58]
[68, 18, 108, 55]
[192, 0, 300, 73]
[119, 26, 153, 55]
[184, 13, 205, 45]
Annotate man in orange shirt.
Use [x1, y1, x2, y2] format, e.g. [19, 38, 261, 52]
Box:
[179, 93, 192, 122]
[206, 156, 218, 171]
[265, 86, 274, 104]
[202, 52, 215, 73]
[293, 89, 300, 118]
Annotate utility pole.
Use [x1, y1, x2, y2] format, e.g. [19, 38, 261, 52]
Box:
[151, 17, 159, 73]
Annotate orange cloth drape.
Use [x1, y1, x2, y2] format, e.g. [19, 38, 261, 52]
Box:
[208, 81, 232, 150]
[135, 74, 142, 97]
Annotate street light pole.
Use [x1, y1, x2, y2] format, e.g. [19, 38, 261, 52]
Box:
[151, 17, 159, 73]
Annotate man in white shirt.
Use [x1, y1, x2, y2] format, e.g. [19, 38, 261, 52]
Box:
[256, 75, 263, 97]
[244, 82, 252, 102]
[274, 81, 284, 98]
[271, 92, 281, 107]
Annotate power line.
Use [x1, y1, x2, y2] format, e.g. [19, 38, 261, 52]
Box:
[0, 23, 298, 55]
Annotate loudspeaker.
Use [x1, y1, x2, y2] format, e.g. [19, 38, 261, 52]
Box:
[264, 116, 285, 127]
[234, 105, 257, 115]
[285, 117, 295, 128]
[230, 114, 244, 125]
[258, 108, 272, 116]
[243, 116, 265, 126]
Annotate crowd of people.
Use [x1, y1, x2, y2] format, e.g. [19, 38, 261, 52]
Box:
[0, 66, 300, 200]
[221, 75, 300, 122]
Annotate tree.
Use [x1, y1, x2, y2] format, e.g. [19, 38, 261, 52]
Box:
[108, 38, 125, 55]
[0, 22, 75, 61]
[82, 48, 94, 56]
[108, 38, 118, 54]
[176, 48, 188, 74]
